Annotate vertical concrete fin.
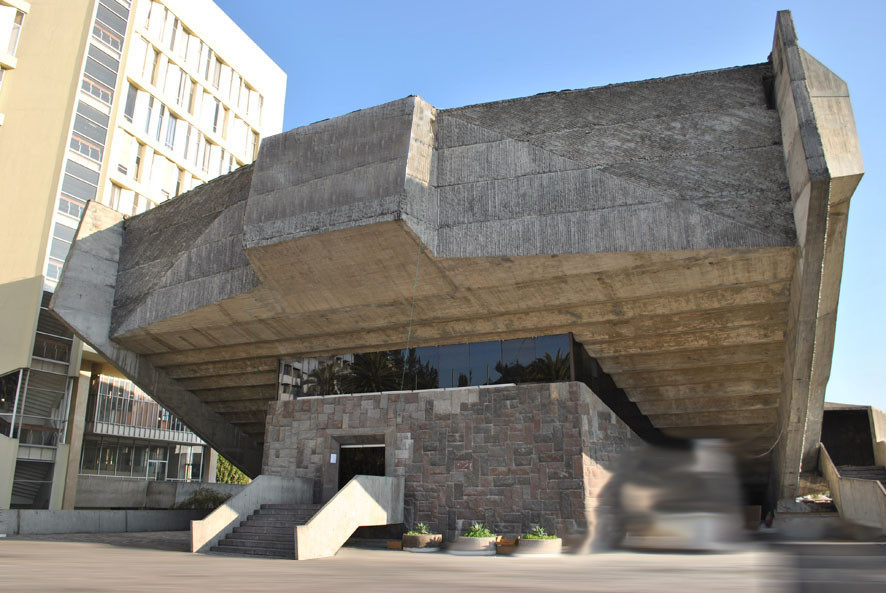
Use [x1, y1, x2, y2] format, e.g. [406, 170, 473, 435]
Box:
[770, 10, 865, 502]
[50, 202, 263, 476]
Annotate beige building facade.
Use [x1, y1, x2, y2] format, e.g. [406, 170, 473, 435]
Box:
[0, 0, 285, 509]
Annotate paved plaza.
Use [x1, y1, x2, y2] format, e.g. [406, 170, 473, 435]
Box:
[0, 531, 800, 593]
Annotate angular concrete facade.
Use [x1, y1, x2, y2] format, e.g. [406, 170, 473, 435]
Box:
[52, 12, 862, 509]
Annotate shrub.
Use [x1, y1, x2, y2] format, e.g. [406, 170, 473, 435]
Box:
[523, 525, 557, 539]
[462, 522, 495, 538]
[172, 487, 230, 510]
[406, 522, 433, 535]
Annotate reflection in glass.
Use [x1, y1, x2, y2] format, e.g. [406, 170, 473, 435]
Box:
[279, 334, 574, 398]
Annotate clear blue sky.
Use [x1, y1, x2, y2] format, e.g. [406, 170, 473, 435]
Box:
[215, 0, 886, 410]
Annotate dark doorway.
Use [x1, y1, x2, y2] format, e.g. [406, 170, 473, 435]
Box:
[338, 444, 385, 489]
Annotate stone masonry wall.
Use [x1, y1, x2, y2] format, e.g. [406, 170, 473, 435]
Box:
[263, 382, 638, 542]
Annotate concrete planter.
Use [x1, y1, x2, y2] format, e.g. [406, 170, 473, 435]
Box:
[402, 533, 443, 552]
[447, 536, 497, 556]
[513, 537, 562, 557]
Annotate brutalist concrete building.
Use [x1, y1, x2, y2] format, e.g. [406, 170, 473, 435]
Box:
[50, 12, 864, 547]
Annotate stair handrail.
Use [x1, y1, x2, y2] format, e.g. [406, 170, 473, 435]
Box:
[191, 475, 313, 553]
[819, 443, 886, 533]
[294, 474, 404, 560]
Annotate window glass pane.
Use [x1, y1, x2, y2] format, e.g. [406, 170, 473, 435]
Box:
[62, 174, 97, 201]
[85, 57, 117, 88]
[53, 223, 76, 243]
[81, 440, 100, 474]
[469, 340, 501, 386]
[50, 238, 70, 261]
[73, 115, 107, 146]
[65, 159, 100, 185]
[96, 4, 127, 35]
[439, 344, 469, 388]
[132, 446, 147, 475]
[118, 444, 133, 475]
[88, 44, 119, 71]
[99, 444, 116, 475]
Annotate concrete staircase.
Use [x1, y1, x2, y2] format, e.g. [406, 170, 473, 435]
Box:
[837, 466, 886, 485]
[211, 503, 320, 558]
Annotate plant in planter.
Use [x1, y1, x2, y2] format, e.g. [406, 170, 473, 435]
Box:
[402, 522, 443, 553]
[514, 525, 562, 556]
[447, 522, 498, 556]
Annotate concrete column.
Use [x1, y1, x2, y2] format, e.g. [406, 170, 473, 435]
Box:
[61, 367, 94, 509]
[0, 434, 19, 509]
[48, 444, 69, 510]
[202, 447, 218, 483]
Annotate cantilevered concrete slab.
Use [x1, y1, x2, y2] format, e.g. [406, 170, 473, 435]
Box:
[52, 12, 862, 501]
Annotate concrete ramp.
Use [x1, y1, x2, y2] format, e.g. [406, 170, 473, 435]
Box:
[294, 475, 404, 560]
[820, 445, 886, 535]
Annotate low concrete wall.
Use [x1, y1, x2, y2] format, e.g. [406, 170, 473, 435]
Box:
[191, 474, 313, 553]
[0, 509, 207, 536]
[295, 475, 404, 560]
[820, 444, 886, 534]
[75, 476, 246, 509]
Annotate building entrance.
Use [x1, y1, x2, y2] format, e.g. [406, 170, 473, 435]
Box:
[338, 444, 384, 489]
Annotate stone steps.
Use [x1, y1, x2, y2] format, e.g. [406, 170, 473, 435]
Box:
[837, 465, 886, 483]
[210, 503, 321, 560]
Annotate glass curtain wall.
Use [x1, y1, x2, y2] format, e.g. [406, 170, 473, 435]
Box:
[279, 334, 572, 399]
[80, 436, 203, 481]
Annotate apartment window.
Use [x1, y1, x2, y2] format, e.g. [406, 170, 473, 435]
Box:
[211, 99, 220, 133]
[5, 9, 24, 56]
[165, 115, 177, 149]
[211, 59, 221, 89]
[144, 96, 153, 134]
[123, 83, 137, 121]
[70, 134, 101, 161]
[176, 74, 188, 107]
[58, 195, 86, 219]
[134, 143, 145, 180]
[81, 77, 113, 104]
[201, 141, 211, 172]
[150, 49, 161, 85]
[155, 104, 165, 141]
[92, 21, 123, 52]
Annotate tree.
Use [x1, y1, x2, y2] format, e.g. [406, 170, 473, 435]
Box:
[304, 358, 347, 395]
[216, 455, 249, 484]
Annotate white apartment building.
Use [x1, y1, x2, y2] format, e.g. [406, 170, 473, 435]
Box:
[0, 0, 286, 509]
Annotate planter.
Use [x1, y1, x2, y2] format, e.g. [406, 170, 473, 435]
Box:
[513, 537, 562, 557]
[447, 536, 497, 556]
[402, 533, 443, 553]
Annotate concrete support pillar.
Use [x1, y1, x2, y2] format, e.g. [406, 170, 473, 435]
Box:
[48, 444, 69, 510]
[61, 366, 95, 509]
[203, 447, 218, 483]
[0, 434, 19, 509]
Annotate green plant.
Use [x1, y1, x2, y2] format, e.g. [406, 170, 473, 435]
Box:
[406, 522, 433, 535]
[523, 525, 558, 539]
[171, 487, 230, 510]
[216, 455, 250, 485]
[462, 522, 495, 538]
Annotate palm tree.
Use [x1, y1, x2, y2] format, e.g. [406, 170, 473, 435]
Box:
[304, 359, 347, 395]
[528, 349, 571, 382]
[342, 351, 400, 393]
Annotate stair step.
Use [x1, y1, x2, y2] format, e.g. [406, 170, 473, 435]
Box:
[260, 503, 321, 510]
[241, 518, 308, 529]
[216, 538, 294, 551]
[234, 525, 296, 536]
[210, 545, 293, 559]
[254, 509, 317, 518]
[226, 531, 293, 544]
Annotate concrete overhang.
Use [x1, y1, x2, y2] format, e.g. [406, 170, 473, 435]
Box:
[51, 12, 862, 497]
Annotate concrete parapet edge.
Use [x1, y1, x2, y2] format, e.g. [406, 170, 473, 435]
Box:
[294, 475, 404, 560]
[0, 509, 207, 536]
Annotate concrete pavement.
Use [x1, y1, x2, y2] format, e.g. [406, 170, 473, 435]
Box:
[0, 531, 799, 593]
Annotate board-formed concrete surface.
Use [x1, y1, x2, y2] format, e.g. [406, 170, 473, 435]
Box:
[51, 12, 863, 502]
